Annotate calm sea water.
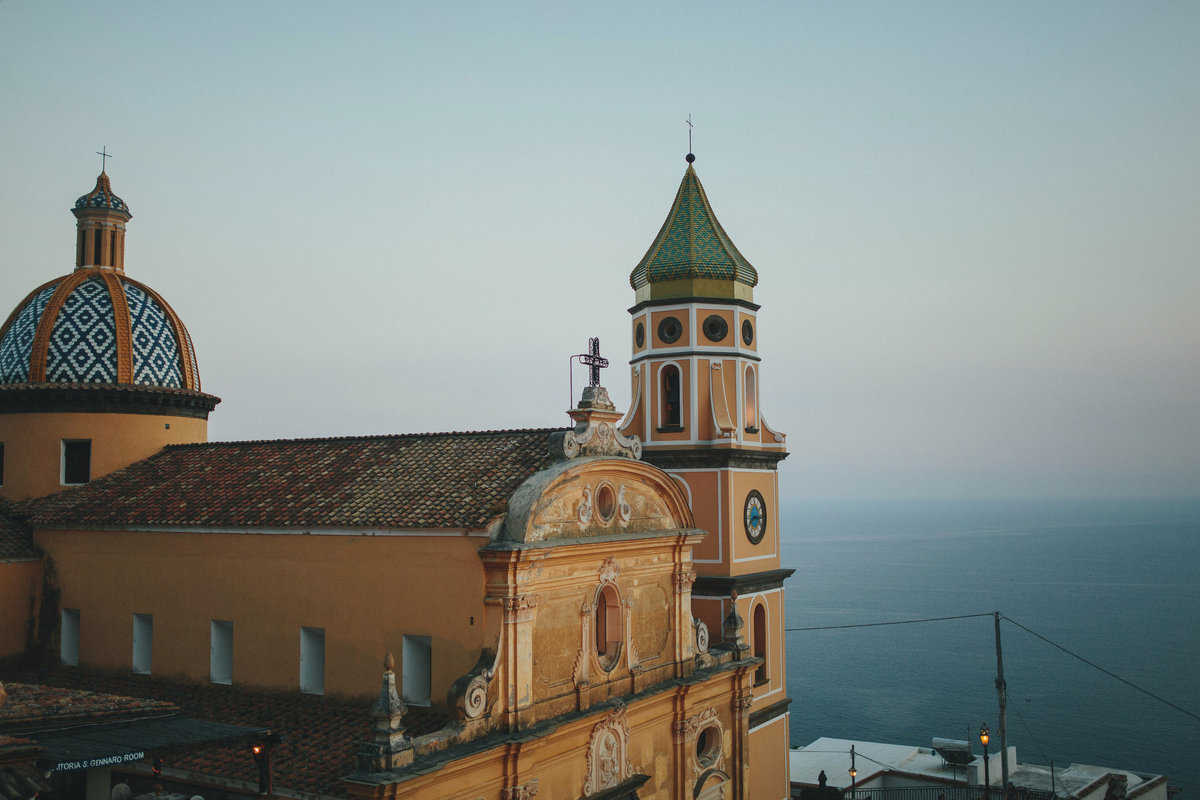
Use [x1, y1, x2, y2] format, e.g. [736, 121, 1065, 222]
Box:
[781, 497, 1200, 798]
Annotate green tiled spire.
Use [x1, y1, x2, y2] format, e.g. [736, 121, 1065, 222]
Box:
[630, 162, 757, 302]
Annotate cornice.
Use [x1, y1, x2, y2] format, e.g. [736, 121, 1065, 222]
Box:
[692, 568, 796, 597]
[0, 383, 220, 419]
[640, 448, 788, 471]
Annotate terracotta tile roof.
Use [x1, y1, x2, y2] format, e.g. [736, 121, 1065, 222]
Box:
[0, 683, 176, 730]
[11, 667, 447, 798]
[0, 501, 38, 561]
[0, 734, 50, 800]
[28, 429, 562, 531]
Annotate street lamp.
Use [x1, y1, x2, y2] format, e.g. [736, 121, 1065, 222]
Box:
[980, 725, 991, 798]
[849, 745, 858, 800]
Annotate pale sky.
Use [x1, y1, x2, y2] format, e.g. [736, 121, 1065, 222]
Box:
[2, 1, 1197, 501]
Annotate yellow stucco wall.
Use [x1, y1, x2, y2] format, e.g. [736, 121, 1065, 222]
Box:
[346, 668, 750, 800]
[0, 411, 208, 501]
[749, 711, 791, 800]
[0, 559, 40, 657]
[35, 529, 487, 699]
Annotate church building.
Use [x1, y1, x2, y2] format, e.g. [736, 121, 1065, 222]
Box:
[0, 155, 793, 800]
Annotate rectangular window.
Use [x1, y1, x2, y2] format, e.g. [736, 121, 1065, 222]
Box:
[402, 634, 432, 707]
[61, 609, 80, 666]
[300, 626, 325, 695]
[132, 614, 153, 675]
[62, 440, 91, 485]
[210, 620, 233, 685]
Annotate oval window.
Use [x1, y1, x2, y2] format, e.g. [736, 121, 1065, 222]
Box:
[658, 316, 682, 344]
[635, 322, 645, 348]
[741, 319, 754, 346]
[703, 314, 728, 342]
[594, 584, 622, 671]
[596, 483, 616, 522]
[696, 724, 721, 767]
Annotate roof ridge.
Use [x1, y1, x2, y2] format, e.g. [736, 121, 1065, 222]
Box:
[165, 426, 570, 449]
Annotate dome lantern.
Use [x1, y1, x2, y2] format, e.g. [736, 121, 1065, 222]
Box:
[72, 171, 131, 272]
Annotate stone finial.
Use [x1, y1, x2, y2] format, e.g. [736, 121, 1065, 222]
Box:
[722, 592, 749, 653]
[357, 653, 413, 772]
[549, 386, 642, 461]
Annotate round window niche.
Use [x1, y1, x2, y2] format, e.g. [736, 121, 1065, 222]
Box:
[696, 724, 722, 767]
[635, 322, 645, 348]
[702, 314, 728, 342]
[658, 316, 682, 344]
[741, 319, 754, 346]
[596, 483, 616, 522]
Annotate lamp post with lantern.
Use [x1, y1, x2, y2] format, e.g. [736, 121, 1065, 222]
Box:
[980, 725, 991, 799]
[849, 744, 858, 800]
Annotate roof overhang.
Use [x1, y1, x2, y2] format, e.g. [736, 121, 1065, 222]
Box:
[26, 716, 269, 774]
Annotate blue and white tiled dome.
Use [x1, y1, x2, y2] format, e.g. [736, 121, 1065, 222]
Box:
[74, 171, 130, 214]
[0, 271, 201, 390]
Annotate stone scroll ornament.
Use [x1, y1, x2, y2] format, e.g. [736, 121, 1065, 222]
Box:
[550, 386, 642, 461]
[448, 649, 500, 721]
[694, 618, 710, 654]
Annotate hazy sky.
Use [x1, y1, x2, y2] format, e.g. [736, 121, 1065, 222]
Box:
[2, 2, 1197, 501]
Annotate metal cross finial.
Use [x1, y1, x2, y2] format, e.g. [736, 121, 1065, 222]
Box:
[581, 337, 609, 387]
[96, 147, 112, 172]
[686, 114, 694, 154]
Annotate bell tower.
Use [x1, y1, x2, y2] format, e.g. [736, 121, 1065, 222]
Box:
[619, 154, 793, 797]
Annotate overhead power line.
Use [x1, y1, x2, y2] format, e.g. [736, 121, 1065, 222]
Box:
[1000, 615, 1200, 724]
[785, 610, 1200, 725]
[785, 612, 993, 632]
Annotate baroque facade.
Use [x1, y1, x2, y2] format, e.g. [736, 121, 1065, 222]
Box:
[0, 156, 792, 799]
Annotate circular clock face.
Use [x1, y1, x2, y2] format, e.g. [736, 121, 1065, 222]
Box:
[635, 322, 645, 348]
[703, 314, 728, 342]
[744, 490, 767, 544]
[741, 319, 754, 346]
[658, 316, 682, 344]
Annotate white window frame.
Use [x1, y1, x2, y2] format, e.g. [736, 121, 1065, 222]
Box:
[132, 613, 153, 675]
[402, 634, 432, 707]
[61, 608, 80, 666]
[210, 620, 233, 685]
[300, 626, 325, 695]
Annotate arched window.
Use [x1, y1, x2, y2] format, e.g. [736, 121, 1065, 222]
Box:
[661, 364, 682, 429]
[595, 584, 622, 670]
[744, 366, 758, 431]
[93, 229, 102, 266]
[752, 602, 768, 686]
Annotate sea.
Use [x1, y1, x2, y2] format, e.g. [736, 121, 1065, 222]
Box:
[781, 497, 1200, 798]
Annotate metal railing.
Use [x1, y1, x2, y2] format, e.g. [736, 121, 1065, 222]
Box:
[842, 787, 1056, 800]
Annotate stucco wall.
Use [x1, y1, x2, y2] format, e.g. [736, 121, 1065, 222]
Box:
[35, 528, 487, 700]
[0, 559, 40, 657]
[0, 411, 207, 501]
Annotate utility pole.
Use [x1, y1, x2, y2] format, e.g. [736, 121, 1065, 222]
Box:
[994, 612, 1009, 789]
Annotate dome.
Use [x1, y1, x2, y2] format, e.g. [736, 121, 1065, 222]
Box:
[74, 172, 130, 215]
[630, 161, 757, 301]
[0, 270, 201, 390]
